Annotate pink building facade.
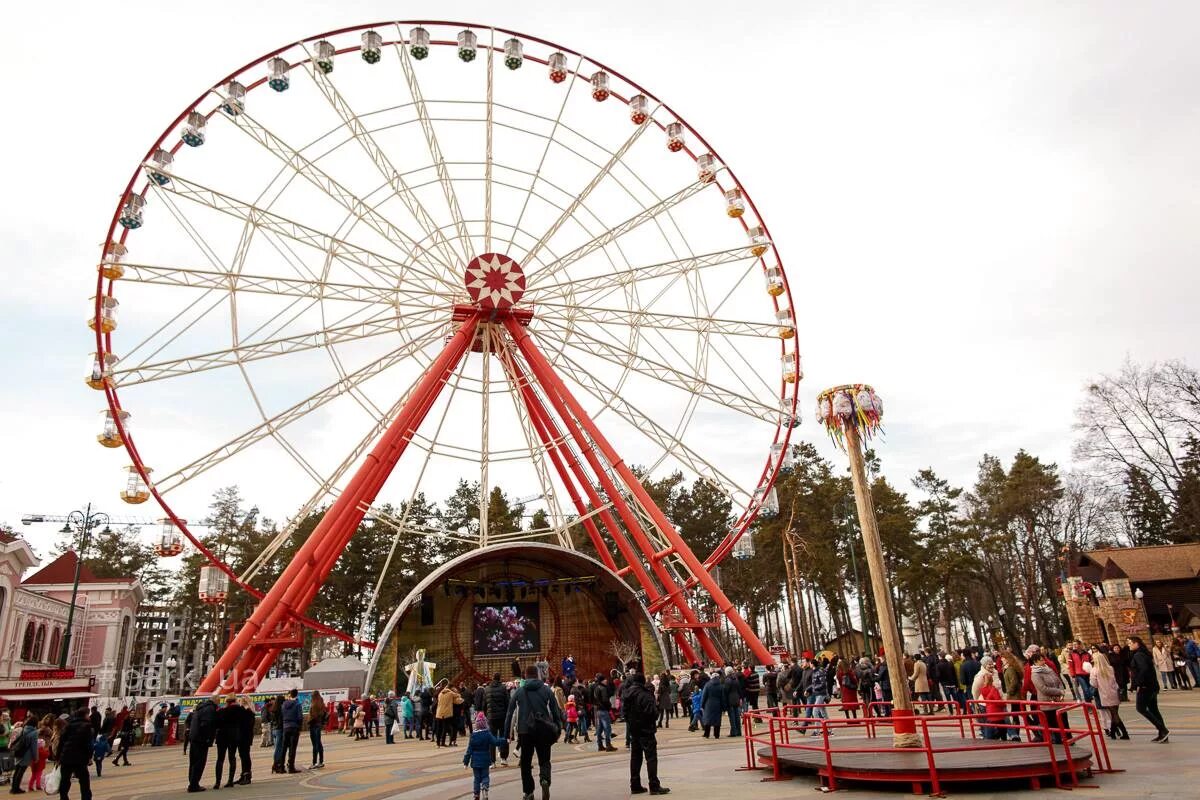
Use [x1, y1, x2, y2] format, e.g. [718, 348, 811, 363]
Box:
[0, 533, 142, 710]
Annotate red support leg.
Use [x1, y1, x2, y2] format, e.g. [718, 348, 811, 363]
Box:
[505, 317, 773, 666]
[492, 336, 617, 570]
[502, 349, 702, 665]
[221, 328, 480, 690]
[201, 313, 482, 693]
[501, 323, 717, 664]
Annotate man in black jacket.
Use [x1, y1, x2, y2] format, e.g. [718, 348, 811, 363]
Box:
[213, 697, 240, 789]
[233, 699, 255, 785]
[56, 708, 95, 800]
[483, 673, 511, 766]
[1128, 636, 1169, 742]
[592, 674, 616, 751]
[187, 697, 218, 793]
[504, 666, 564, 800]
[621, 671, 669, 795]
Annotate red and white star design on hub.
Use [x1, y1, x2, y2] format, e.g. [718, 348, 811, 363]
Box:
[464, 252, 526, 310]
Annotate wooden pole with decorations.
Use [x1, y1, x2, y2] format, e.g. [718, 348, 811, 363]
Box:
[816, 384, 920, 748]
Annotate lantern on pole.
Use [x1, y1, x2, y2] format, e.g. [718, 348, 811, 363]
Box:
[816, 383, 919, 748]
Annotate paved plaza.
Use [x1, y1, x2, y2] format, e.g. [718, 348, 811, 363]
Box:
[78, 691, 1199, 800]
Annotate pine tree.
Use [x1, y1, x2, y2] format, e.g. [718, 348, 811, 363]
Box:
[1168, 437, 1200, 543]
[1124, 466, 1171, 546]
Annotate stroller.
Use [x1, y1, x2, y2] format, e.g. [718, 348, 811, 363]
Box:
[0, 750, 14, 787]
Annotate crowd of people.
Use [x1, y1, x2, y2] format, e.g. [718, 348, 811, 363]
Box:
[735, 632, 1196, 745]
[0, 705, 114, 800]
[3, 633, 1193, 799]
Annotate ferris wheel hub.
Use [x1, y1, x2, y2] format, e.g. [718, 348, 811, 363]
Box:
[465, 253, 526, 311]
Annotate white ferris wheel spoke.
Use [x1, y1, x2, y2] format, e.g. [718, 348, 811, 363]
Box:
[521, 102, 660, 268]
[155, 320, 445, 494]
[493, 331, 572, 548]
[242, 325, 468, 585]
[118, 263, 455, 307]
[355, 343, 475, 644]
[539, 340, 753, 509]
[535, 319, 777, 421]
[484, 29, 494, 253]
[525, 180, 711, 288]
[210, 92, 458, 288]
[112, 305, 442, 386]
[148, 170, 429, 291]
[479, 326, 492, 546]
[526, 246, 757, 303]
[392, 27, 474, 263]
[502, 53, 587, 258]
[537, 303, 782, 339]
[301, 41, 466, 274]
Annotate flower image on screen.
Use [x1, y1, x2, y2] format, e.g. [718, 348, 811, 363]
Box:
[472, 603, 540, 655]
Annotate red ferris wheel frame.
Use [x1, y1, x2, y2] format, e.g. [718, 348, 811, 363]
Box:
[91, 20, 801, 686]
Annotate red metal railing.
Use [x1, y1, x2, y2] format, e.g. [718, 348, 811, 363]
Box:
[741, 700, 1119, 796]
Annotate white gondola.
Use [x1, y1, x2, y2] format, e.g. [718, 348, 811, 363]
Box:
[748, 226, 769, 257]
[182, 111, 206, 147]
[199, 565, 229, 604]
[100, 241, 127, 280]
[409, 27, 430, 60]
[220, 81, 246, 116]
[591, 71, 610, 101]
[97, 409, 130, 448]
[147, 149, 173, 186]
[764, 265, 784, 297]
[725, 188, 744, 218]
[504, 38, 523, 69]
[120, 465, 152, 504]
[87, 295, 119, 333]
[772, 442, 795, 474]
[86, 352, 120, 390]
[696, 153, 717, 183]
[155, 518, 185, 557]
[267, 57, 290, 91]
[314, 40, 336, 73]
[732, 534, 755, 560]
[666, 122, 685, 152]
[457, 29, 477, 62]
[118, 194, 144, 229]
[630, 94, 649, 125]
[776, 308, 795, 340]
[361, 30, 383, 63]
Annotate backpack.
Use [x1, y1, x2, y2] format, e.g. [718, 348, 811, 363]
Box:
[11, 728, 28, 758]
[522, 685, 560, 741]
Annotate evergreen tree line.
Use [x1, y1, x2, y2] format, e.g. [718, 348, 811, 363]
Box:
[54, 357, 1200, 672]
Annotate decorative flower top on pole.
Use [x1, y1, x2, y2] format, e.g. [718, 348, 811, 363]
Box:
[815, 383, 883, 450]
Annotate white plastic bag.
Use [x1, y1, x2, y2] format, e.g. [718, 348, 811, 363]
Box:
[112, 736, 122, 750]
[43, 766, 61, 795]
[391, 720, 401, 737]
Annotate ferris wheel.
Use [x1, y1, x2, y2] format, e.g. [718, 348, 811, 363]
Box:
[88, 20, 802, 689]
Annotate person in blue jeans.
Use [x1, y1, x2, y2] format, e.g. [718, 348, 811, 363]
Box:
[463, 713, 505, 800]
[591, 674, 616, 751]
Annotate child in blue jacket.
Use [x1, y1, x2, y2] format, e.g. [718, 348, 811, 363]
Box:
[93, 734, 112, 776]
[463, 713, 506, 800]
[691, 685, 704, 729]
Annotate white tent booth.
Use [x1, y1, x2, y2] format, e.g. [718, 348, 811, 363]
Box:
[303, 656, 367, 697]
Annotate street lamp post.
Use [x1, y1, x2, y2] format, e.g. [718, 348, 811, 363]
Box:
[57, 504, 110, 669]
[817, 384, 919, 749]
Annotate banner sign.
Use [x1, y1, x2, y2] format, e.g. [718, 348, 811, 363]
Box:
[175, 688, 352, 719]
[19, 669, 76, 681]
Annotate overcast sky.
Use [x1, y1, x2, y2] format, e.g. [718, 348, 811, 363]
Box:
[3, 0, 1199, 561]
